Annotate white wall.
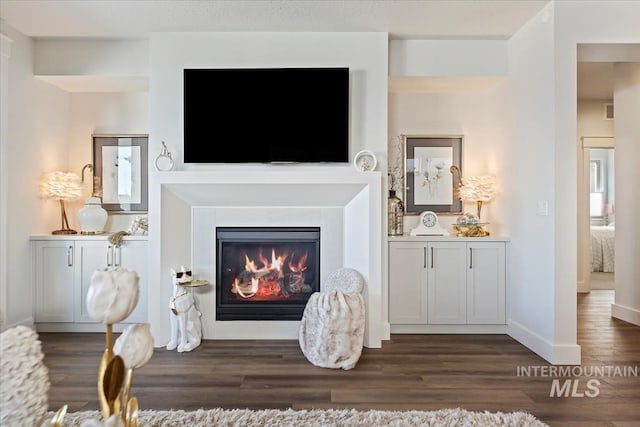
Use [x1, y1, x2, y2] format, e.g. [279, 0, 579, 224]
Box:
[578, 101, 614, 137]
[147, 32, 389, 346]
[0, 22, 70, 329]
[503, 3, 565, 363]
[0, 33, 12, 327]
[66, 92, 149, 232]
[553, 0, 640, 361]
[387, 87, 510, 234]
[612, 62, 640, 325]
[34, 38, 149, 77]
[389, 40, 508, 77]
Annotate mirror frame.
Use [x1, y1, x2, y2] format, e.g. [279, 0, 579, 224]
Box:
[92, 133, 148, 213]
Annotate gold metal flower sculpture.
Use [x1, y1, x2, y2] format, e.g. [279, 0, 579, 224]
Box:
[82, 267, 152, 427]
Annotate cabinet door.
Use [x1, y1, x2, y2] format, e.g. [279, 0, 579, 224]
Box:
[116, 241, 148, 323]
[388, 242, 428, 324]
[34, 241, 75, 322]
[467, 242, 506, 324]
[427, 242, 467, 324]
[75, 241, 112, 322]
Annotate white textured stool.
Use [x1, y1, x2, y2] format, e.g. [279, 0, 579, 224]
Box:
[298, 268, 366, 370]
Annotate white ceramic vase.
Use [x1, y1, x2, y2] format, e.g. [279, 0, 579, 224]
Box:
[78, 197, 108, 235]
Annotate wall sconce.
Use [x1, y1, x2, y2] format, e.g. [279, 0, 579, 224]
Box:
[39, 171, 83, 234]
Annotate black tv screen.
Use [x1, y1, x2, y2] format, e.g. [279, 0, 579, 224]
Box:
[184, 67, 349, 163]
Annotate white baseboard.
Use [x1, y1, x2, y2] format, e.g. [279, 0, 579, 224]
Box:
[391, 324, 506, 334]
[381, 321, 391, 340]
[611, 303, 640, 326]
[2, 316, 34, 331]
[577, 279, 589, 293]
[507, 319, 581, 365]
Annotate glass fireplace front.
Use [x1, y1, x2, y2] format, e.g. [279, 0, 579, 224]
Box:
[215, 227, 320, 320]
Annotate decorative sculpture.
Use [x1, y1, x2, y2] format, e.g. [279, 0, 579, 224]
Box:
[166, 266, 203, 353]
[84, 267, 153, 426]
[127, 215, 148, 235]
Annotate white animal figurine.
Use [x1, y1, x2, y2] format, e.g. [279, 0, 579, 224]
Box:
[166, 266, 202, 353]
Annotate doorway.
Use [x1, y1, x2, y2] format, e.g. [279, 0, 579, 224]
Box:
[579, 137, 614, 293]
[587, 146, 615, 289]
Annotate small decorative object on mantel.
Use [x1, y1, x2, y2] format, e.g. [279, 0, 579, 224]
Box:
[410, 210, 448, 236]
[167, 266, 206, 353]
[154, 141, 174, 172]
[353, 150, 377, 172]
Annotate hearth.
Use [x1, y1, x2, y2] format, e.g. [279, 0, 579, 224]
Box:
[215, 227, 320, 320]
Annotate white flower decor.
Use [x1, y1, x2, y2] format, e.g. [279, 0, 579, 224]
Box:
[87, 268, 140, 324]
[0, 326, 50, 426]
[114, 323, 154, 369]
[80, 414, 125, 427]
[458, 175, 498, 202]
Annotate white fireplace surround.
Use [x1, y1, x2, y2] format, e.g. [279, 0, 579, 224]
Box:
[147, 167, 386, 348]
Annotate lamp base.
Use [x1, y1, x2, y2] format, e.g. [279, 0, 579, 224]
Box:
[52, 229, 78, 235]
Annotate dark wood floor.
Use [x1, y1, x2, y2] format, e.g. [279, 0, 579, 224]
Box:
[40, 290, 640, 426]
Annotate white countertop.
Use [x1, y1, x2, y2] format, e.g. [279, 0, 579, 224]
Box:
[30, 233, 148, 241]
[388, 234, 510, 242]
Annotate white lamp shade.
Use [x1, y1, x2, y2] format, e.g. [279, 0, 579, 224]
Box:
[39, 171, 82, 200]
[458, 175, 498, 202]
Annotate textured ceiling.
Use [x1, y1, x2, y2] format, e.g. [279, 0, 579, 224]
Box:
[0, 0, 550, 39]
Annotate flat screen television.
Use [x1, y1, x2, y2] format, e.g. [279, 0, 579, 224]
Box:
[183, 67, 349, 163]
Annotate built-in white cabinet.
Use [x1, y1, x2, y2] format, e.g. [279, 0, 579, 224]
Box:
[388, 242, 429, 324]
[427, 242, 468, 325]
[33, 241, 76, 322]
[389, 236, 508, 333]
[32, 235, 148, 331]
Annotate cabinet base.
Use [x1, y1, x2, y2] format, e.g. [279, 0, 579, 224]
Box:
[391, 324, 506, 334]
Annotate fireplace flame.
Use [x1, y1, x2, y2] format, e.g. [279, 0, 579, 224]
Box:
[289, 251, 308, 273]
[231, 248, 310, 299]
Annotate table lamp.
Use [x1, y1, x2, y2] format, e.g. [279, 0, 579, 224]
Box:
[458, 175, 498, 221]
[39, 171, 83, 234]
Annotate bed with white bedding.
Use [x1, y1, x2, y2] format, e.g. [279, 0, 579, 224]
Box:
[591, 224, 615, 272]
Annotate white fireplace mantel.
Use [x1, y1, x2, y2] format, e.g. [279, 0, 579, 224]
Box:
[147, 167, 386, 348]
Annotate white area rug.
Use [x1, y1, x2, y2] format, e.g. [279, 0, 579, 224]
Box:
[50, 407, 548, 426]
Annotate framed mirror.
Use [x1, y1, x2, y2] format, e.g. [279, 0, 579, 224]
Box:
[93, 134, 148, 213]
